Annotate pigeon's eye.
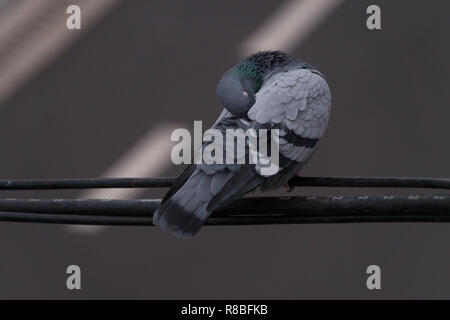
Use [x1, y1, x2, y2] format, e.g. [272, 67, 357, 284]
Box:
[242, 91, 249, 98]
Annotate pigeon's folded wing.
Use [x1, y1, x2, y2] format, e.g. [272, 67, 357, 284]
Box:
[208, 68, 332, 211]
[248, 67, 332, 190]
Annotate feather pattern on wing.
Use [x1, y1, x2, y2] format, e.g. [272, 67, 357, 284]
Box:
[249, 68, 330, 162]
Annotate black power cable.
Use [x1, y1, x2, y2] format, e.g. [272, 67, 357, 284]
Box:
[0, 176, 448, 190]
[0, 195, 448, 226]
[0, 177, 176, 190]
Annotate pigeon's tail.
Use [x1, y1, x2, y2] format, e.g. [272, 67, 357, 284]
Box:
[153, 168, 232, 238]
[153, 196, 208, 239]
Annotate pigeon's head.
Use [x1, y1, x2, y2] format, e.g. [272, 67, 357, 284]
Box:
[216, 66, 261, 118]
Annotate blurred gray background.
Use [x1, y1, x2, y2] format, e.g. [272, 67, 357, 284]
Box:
[0, 0, 449, 299]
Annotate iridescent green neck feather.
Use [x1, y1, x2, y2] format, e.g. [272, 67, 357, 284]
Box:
[233, 63, 262, 88]
[232, 50, 293, 90]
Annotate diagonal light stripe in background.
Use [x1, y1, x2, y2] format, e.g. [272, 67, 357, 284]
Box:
[69, 123, 179, 233]
[240, 0, 344, 55]
[0, 0, 123, 108]
[80, 123, 179, 200]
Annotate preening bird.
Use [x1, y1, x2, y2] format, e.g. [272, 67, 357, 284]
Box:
[153, 51, 332, 238]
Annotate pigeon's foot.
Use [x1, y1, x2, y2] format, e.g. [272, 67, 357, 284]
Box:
[284, 183, 294, 193]
[284, 172, 301, 192]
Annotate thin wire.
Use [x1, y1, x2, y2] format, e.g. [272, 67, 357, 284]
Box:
[0, 195, 448, 226]
[0, 176, 449, 190]
[0, 177, 176, 190]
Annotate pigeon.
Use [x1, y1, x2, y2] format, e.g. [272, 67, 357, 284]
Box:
[153, 50, 332, 238]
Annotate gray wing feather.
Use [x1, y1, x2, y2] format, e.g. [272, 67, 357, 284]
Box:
[248, 68, 331, 189]
[248, 68, 331, 166]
